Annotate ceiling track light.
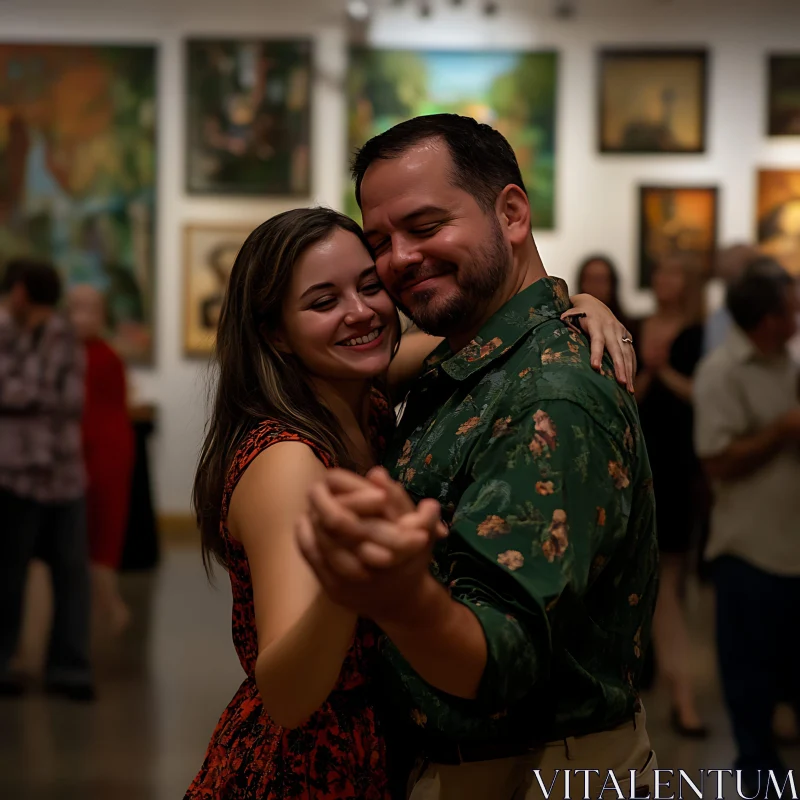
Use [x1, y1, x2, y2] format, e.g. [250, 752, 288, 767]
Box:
[346, 0, 371, 21]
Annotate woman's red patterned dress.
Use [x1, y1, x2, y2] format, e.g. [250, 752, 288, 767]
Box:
[185, 391, 394, 799]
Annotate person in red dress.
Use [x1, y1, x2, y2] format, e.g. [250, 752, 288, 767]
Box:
[187, 208, 446, 800]
[67, 285, 134, 635]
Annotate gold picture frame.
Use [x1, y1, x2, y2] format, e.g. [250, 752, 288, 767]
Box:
[756, 169, 800, 277]
[183, 223, 254, 357]
[598, 49, 708, 154]
[638, 185, 718, 288]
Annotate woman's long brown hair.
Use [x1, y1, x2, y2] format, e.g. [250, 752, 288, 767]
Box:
[192, 208, 389, 575]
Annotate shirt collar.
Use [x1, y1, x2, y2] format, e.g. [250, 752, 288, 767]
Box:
[420, 276, 571, 382]
[725, 324, 757, 363]
[726, 323, 792, 365]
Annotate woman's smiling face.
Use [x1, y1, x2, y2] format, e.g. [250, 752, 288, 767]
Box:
[277, 226, 398, 381]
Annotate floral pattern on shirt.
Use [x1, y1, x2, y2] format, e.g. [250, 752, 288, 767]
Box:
[380, 277, 658, 748]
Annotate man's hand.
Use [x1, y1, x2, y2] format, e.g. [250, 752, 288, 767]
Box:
[323, 467, 416, 524]
[313, 468, 447, 561]
[296, 469, 446, 624]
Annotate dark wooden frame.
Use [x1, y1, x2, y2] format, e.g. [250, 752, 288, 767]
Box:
[598, 49, 709, 154]
[767, 53, 800, 137]
[637, 185, 719, 288]
[184, 37, 314, 197]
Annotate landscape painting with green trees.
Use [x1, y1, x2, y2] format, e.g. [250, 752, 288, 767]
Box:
[346, 48, 558, 230]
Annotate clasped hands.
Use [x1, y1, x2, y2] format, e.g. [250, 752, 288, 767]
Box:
[296, 467, 447, 624]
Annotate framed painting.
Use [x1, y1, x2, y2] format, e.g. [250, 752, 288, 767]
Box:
[599, 50, 708, 154]
[186, 39, 312, 196]
[767, 55, 800, 136]
[347, 48, 558, 230]
[183, 223, 253, 356]
[0, 43, 157, 362]
[638, 186, 718, 288]
[756, 169, 800, 277]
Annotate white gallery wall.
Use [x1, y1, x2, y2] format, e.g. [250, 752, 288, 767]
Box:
[2, 0, 800, 515]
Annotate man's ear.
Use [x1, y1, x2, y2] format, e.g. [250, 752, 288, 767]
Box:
[496, 184, 532, 247]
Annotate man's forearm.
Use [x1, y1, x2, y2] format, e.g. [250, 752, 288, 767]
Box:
[658, 366, 693, 403]
[378, 574, 487, 699]
[703, 419, 787, 481]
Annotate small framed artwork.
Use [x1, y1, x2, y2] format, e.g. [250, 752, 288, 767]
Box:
[638, 186, 718, 288]
[598, 49, 708, 154]
[767, 55, 800, 136]
[756, 169, 800, 277]
[186, 39, 312, 195]
[183, 224, 253, 356]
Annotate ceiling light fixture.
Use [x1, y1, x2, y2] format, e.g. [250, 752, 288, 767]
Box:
[346, 0, 371, 21]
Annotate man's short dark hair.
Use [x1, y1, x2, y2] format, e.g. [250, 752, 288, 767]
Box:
[726, 256, 794, 331]
[2, 258, 62, 307]
[351, 114, 527, 212]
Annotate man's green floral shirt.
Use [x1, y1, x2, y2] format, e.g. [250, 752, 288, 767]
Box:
[381, 277, 658, 748]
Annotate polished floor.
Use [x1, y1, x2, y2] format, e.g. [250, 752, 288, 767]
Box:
[1, 544, 797, 799]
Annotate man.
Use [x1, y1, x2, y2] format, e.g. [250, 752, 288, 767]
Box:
[0, 259, 93, 700]
[297, 115, 658, 799]
[693, 259, 800, 795]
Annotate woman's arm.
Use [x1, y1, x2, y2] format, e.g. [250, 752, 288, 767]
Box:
[388, 292, 638, 397]
[229, 441, 357, 728]
[634, 369, 656, 403]
[387, 330, 443, 397]
[657, 365, 694, 403]
[564, 293, 636, 392]
[658, 324, 704, 404]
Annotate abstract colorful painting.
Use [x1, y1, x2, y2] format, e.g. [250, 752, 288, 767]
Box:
[599, 50, 707, 154]
[0, 43, 157, 362]
[183, 223, 253, 356]
[347, 48, 558, 229]
[638, 186, 718, 288]
[186, 39, 312, 196]
[768, 56, 800, 136]
[757, 169, 800, 277]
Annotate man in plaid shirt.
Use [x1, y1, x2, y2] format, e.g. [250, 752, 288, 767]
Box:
[0, 259, 93, 701]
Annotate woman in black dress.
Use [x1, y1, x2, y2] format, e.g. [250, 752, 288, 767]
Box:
[636, 256, 708, 737]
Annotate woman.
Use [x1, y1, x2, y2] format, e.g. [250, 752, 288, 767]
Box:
[635, 256, 707, 738]
[67, 284, 135, 635]
[575, 254, 634, 336]
[186, 208, 634, 799]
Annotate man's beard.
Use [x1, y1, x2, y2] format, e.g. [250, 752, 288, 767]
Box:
[396, 218, 509, 338]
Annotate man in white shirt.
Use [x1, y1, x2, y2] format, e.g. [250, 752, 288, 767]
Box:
[693, 258, 800, 795]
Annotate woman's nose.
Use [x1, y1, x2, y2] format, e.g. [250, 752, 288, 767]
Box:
[343, 298, 376, 326]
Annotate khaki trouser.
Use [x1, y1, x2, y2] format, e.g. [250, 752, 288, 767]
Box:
[408, 707, 657, 800]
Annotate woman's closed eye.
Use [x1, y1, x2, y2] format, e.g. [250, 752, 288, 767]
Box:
[309, 296, 336, 311]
